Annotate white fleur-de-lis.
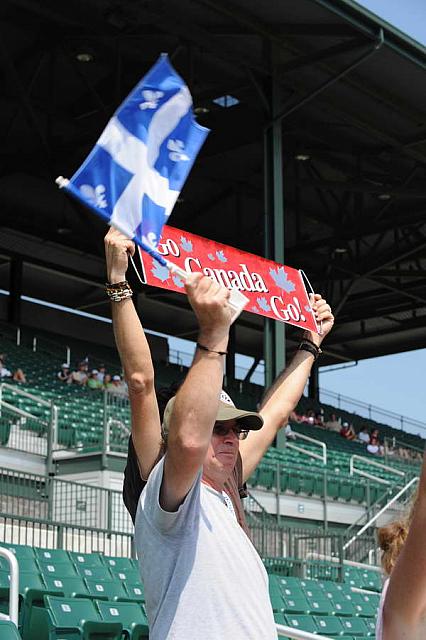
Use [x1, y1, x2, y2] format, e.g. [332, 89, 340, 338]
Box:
[167, 139, 189, 162]
[141, 232, 158, 250]
[80, 184, 108, 209]
[139, 90, 164, 110]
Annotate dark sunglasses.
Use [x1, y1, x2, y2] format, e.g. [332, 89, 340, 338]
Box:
[213, 423, 249, 440]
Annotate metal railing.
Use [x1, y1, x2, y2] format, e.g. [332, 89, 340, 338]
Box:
[320, 387, 426, 435]
[0, 547, 19, 626]
[350, 454, 406, 485]
[277, 624, 332, 639]
[285, 431, 327, 465]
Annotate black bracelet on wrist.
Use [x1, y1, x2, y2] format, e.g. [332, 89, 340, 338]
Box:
[196, 343, 228, 356]
[298, 340, 322, 361]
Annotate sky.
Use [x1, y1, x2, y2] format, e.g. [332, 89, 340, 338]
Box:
[355, 0, 426, 46]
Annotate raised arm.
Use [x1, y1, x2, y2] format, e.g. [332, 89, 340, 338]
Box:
[239, 294, 334, 482]
[160, 273, 232, 512]
[383, 455, 426, 637]
[105, 228, 161, 479]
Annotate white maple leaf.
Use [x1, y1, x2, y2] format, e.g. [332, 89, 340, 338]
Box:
[167, 139, 189, 162]
[139, 90, 164, 110]
[80, 184, 108, 209]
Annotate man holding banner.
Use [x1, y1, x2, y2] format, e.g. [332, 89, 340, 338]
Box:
[105, 227, 334, 639]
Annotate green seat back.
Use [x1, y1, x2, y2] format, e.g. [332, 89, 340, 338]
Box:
[96, 600, 149, 639]
[69, 552, 104, 568]
[333, 597, 356, 617]
[282, 594, 309, 614]
[339, 616, 368, 636]
[44, 595, 122, 640]
[35, 549, 70, 564]
[306, 595, 334, 616]
[315, 615, 344, 635]
[2, 544, 34, 561]
[84, 579, 127, 601]
[39, 561, 77, 578]
[0, 621, 22, 640]
[102, 557, 134, 571]
[75, 565, 111, 580]
[285, 614, 316, 634]
[123, 583, 145, 603]
[108, 567, 141, 582]
[43, 576, 88, 597]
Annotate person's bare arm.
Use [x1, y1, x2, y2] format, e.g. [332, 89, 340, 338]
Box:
[105, 228, 161, 479]
[239, 295, 334, 482]
[160, 273, 231, 512]
[383, 456, 426, 637]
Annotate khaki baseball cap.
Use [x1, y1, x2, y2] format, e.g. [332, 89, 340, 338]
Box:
[162, 390, 263, 433]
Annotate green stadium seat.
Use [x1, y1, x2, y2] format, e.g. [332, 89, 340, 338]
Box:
[269, 591, 284, 613]
[0, 556, 38, 573]
[96, 600, 149, 639]
[315, 615, 344, 636]
[84, 579, 127, 601]
[333, 598, 357, 617]
[364, 617, 377, 636]
[102, 556, 134, 571]
[42, 576, 89, 598]
[108, 567, 141, 582]
[281, 594, 309, 615]
[0, 621, 22, 640]
[37, 595, 122, 640]
[285, 614, 317, 634]
[1, 544, 35, 560]
[39, 561, 77, 579]
[35, 548, 70, 564]
[339, 616, 369, 636]
[69, 551, 104, 568]
[273, 612, 286, 625]
[123, 583, 145, 603]
[75, 565, 111, 580]
[306, 595, 334, 616]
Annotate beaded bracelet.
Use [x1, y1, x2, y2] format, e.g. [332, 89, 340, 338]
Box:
[106, 280, 133, 302]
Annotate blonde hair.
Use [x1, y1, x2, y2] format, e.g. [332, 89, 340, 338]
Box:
[378, 486, 418, 576]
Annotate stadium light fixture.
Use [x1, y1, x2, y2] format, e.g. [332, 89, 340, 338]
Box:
[76, 52, 94, 63]
[295, 153, 310, 161]
[378, 193, 391, 200]
[194, 106, 210, 115]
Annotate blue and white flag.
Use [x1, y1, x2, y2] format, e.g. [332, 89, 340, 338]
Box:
[57, 54, 209, 264]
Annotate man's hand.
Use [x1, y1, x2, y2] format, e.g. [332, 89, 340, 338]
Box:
[303, 294, 334, 347]
[185, 273, 232, 350]
[104, 227, 135, 284]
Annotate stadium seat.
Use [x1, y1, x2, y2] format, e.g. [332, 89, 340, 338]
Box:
[1, 544, 35, 560]
[84, 578, 128, 601]
[122, 583, 146, 603]
[35, 548, 70, 564]
[108, 567, 141, 582]
[314, 615, 344, 636]
[42, 576, 89, 598]
[41, 595, 122, 640]
[333, 598, 357, 617]
[69, 551, 104, 568]
[305, 595, 334, 616]
[339, 616, 369, 636]
[284, 614, 317, 634]
[38, 561, 77, 579]
[0, 621, 22, 640]
[102, 556, 135, 571]
[96, 600, 149, 639]
[281, 593, 310, 615]
[75, 565, 111, 580]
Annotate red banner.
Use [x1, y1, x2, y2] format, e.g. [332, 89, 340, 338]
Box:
[138, 225, 319, 332]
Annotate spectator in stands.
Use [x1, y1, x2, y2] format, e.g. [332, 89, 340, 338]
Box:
[57, 363, 71, 383]
[289, 409, 301, 423]
[367, 428, 381, 454]
[0, 356, 26, 383]
[96, 364, 106, 383]
[284, 423, 297, 440]
[104, 227, 334, 639]
[324, 412, 341, 432]
[357, 425, 370, 444]
[315, 410, 325, 428]
[340, 421, 356, 440]
[110, 374, 128, 395]
[375, 455, 426, 639]
[87, 369, 102, 390]
[301, 408, 316, 424]
[67, 362, 88, 386]
[103, 373, 114, 390]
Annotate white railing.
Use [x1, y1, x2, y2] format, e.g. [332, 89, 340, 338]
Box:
[305, 552, 381, 573]
[343, 476, 418, 551]
[349, 454, 406, 485]
[0, 547, 19, 626]
[276, 624, 332, 639]
[286, 431, 327, 465]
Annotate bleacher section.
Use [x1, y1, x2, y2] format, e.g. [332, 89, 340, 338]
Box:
[0, 543, 382, 640]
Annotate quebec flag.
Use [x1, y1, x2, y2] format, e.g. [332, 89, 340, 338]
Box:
[57, 54, 209, 263]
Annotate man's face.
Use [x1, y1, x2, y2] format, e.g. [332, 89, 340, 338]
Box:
[203, 418, 241, 477]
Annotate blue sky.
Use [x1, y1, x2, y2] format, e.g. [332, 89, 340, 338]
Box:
[319, 1, 426, 432]
[355, 0, 426, 46]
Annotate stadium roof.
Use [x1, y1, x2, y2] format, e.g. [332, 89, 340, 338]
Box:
[0, 0, 426, 366]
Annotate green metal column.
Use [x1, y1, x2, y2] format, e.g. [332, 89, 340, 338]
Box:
[263, 56, 285, 389]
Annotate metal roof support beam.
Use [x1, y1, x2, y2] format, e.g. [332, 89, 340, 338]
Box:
[269, 30, 384, 127]
[278, 37, 368, 75]
[263, 50, 285, 390]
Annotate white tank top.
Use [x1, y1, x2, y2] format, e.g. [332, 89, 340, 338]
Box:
[376, 578, 389, 640]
